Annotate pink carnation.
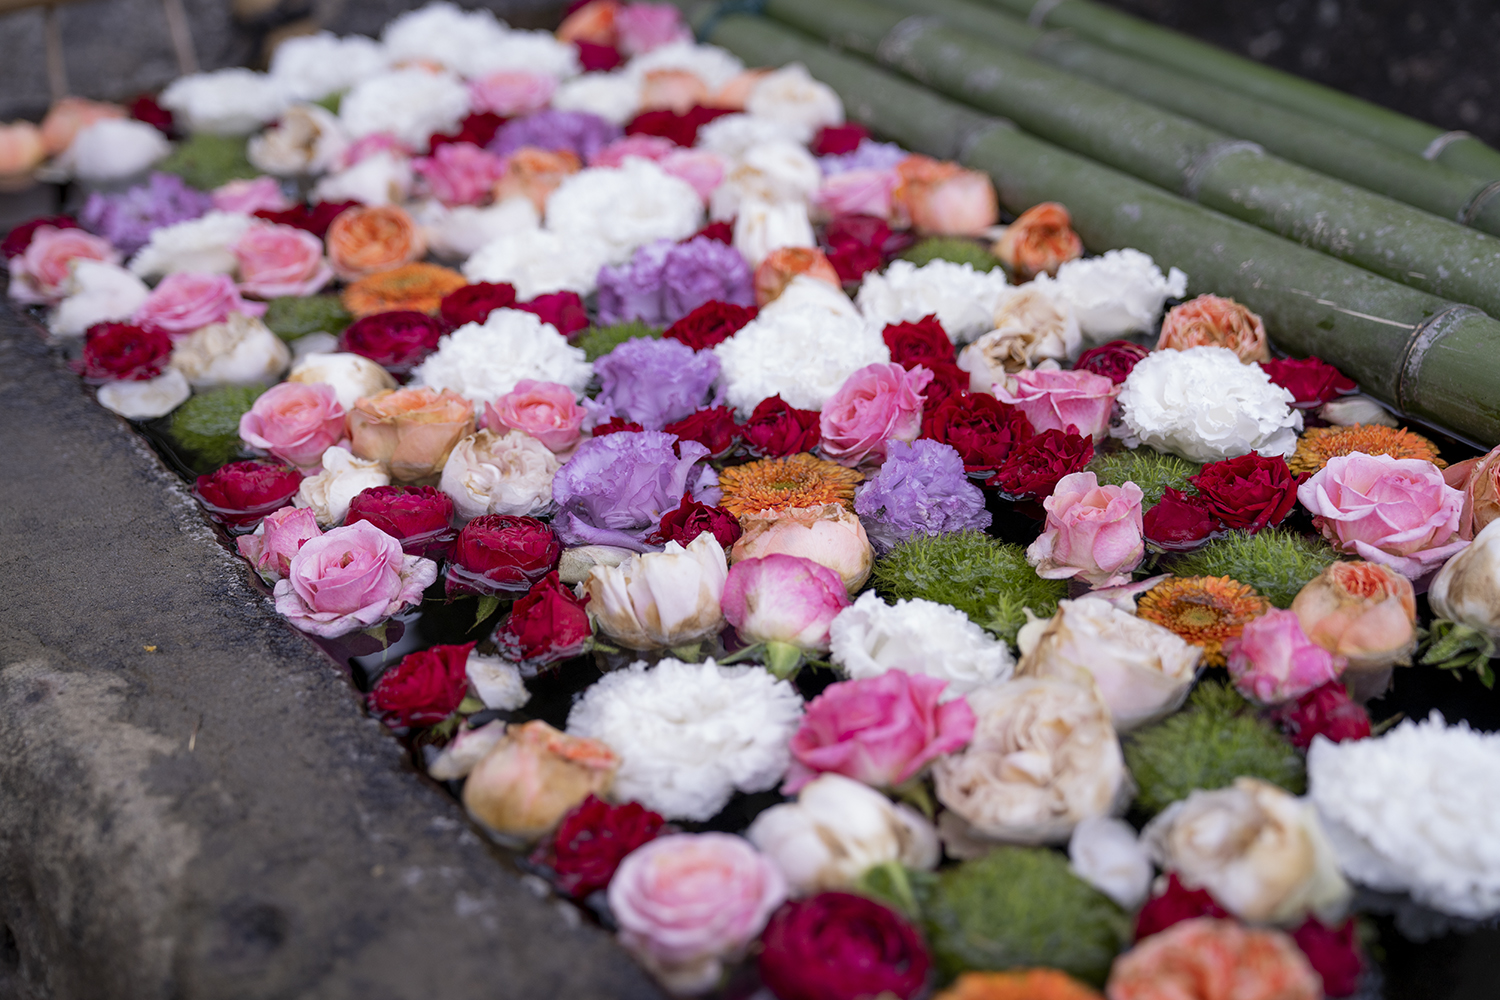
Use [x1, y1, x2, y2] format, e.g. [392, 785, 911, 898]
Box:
[233, 223, 333, 299]
[995, 367, 1118, 442]
[236, 505, 323, 582]
[615, 2, 692, 55]
[413, 142, 507, 207]
[272, 521, 438, 638]
[1225, 609, 1346, 705]
[239, 381, 347, 470]
[132, 271, 267, 336]
[815, 169, 898, 221]
[212, 176, 293, 215]
[1026, 471, 1145, 587]
[468, 71, 558, 117]
[7, 226, 119, 304]
[481, 379, 586, 453]
[819, 362, 932, 468]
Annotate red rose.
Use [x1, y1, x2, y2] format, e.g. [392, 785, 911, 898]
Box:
[73, 322, 172, 383]
[346, 484, 456, 560]
[1261, 356, 1358, 408]
[742, 395, 821, 457]
[444, 514, 561, 597]
[663, 299, 757, 351]
[3, 215, 81, 260]
[1142, 488, 1220, 550]
[367, 642, 474, 728]
[429, 111, 506, 151]
[192, 460, 301, 530]
[821, 214, 909, 283]
[988, 427, 1094, 499]
[590, 416, 645, 437]
[515, 290, 589, 338]
[649, 493, 743, 549]
[1135, 873, 1229, 941]
[1190, 453, 1300, 533]
[575, 40, 624, 73]
[538, 794, 666, 898]
[811, 123, 871, 156]
[664, 405, 740, 458]
[919, 362, 970, 410]
[128, 93, 175, 136]
[1292, 917, 1364, 998]
[495, 571, 593, 666]
[882, 315, 953, 369]
[439, 281, 518, 328]
[253, 200, 357, 239]
[920, 393, 1030, 473]
[758, 892, 930, 1000]
[338, 311, 447, 374]
[825, 242, 884, 284]
[690, 220, 734, 245]
[625, 105, 732, 147]
[1268, 681, 1371, 751]
[1074, 339, 1150, 385]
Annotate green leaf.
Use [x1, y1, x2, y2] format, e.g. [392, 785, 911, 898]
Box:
[1419, 619, 1497, 687]
[457, 695, 486, 715]
[473, 595, 501, 630]
[668, 642, 703, 663]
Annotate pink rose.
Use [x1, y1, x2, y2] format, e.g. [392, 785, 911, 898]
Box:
[239, 381, 348, 469]
[337, 132, 412, 170]
[133, 271, 267, 336]
[232, 223, 333, 299]
[722, 554, 851, 652]
[615, 2, 692, 55]
[272, 521, 438, 637]
[1026, 471, 1145, 587]
[412, 142, 506, 207]
[213, 176, 293, 215]
[468, 71, 558, 117]
[894, 154, 998, 236]
[995, 367, 1119, 442]
[481, 379, 586, 453]
[660, 149, 726, 202]
[236, 505, 323, 582]
[608, 833, 786, 995]
[1297, 452, 1467, 578]
[1225, 609, 1346, 705]
[785, 669, 975, 793]
[732, 503, 874, 593]
[815, 169, 898, 221]
[589, 134, 677, 168]
[819, 362, 932, 468]
[7, 226, 119, 304]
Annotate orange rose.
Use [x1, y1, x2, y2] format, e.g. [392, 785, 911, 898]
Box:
[0, 122, 46, 184]
[993, 201, 1084, 280]
[325, 204, 426, 281]
[708, 69, 774, 111]
[342, 262, 468, 318]
[1156, 294, 1271, 363]
[556, 0, 619, 45]
[934, 969, 1102, 1000]
[754, 247, 841, 306]
[348, 387, 476, 481]
[462, 720, 620, 840]
[40, 97, 125, 156]
[1107, 918, 1321, 1000]
[1443, 442, 1500, 540]
[893, 154, 998, 236]
[493, 146, 582, 214]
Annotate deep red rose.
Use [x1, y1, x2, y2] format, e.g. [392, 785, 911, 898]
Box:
[625, 105, 732, 147]
[192, 460, 302, 530]
[663, 299, 757, 351]
[346, 484, 456, 560]
[759, 893, 930, 1000]
[429, 111, 506, 151]
[444, 514, 561, 597]
[367, 642, 474, 728]
[253, 200, 357, 239]
[3, 215, 80, 260]
[1074, 339, 1150, 385]
[882, 315, 953, 369]
[538, 794, 666, 898]
[574, 40, 624, 73]
[1134, 873, 1229, 941]
[821, 214, 908, 283]
[338, 311, 447, 374]
[649, 494, 743, 549]
[919, 362, 970, 410]
[1190, 453, 1300, 533]
[128, 93, 175, 135]
[811, 123, 871, 157]
[690, 220, 734, 245]
[921, 393, 1030, 473]
[590, 416, 645, 437]
[1292, 917, 1364, 998]
[515, 291, 589, 338]
[988, 428, 1094, 499]
[1261, 356, 1358, 408]
[1269, 681, 1372, 751]
[742, 395, 822, 457]
[439, 281, 518, 329]
[825, 241, 885, 284]
[1142, 487, 1220, 550]
[664, 405, 741, 458]
[496, 571, 593, 665]
[73, 322, 172, 383]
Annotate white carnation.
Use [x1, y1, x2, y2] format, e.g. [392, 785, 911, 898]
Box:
[170, 314, 290, 388]
[829, 591, 1013, 698]
[295, 446, 390, 526]
[95, 369, 190, 420]
[462, 228, 609, 298]
[128, 212, 256, 279]
[339, 68, 470, 151]
[550, 71, 643, 126]
[566, 658, 804, 821]
[1032, 248, 1187, 343]
[696, 113, 808, 159]
[626, 40, 744, 93]
[856, 258, 1012, 344]
[545, 159, 703, 265]
[65, 119, 170, 181]
[710, 139, 822, 221]
[49, 260, 149, 337]
[413, 308, 591, 405]
[269, 31, 388, 101]
[460, 29, 580, 81]
[310, 151, 413, 206]
[160, 68, 290, 136]
[415, 196, 540, 262]
[465, 653, 530, 711]
[744, 63, 843, 144]
[1119, 346, 1302, 462]
[381, 1, 509, 72]
[733, 198, 815, 269]
[248, 104, 349, 177]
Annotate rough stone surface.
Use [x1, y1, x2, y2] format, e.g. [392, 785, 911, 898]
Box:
[0, 304, 664, 1000]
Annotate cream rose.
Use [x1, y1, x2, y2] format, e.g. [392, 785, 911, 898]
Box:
[439, 429, 560, 521]
[286, 352, 398, 411]
[294, 446, 391, 526]
[958, 287, 1080, 392]
[584, 532, 729, 650]
[170, 313, 291, 388]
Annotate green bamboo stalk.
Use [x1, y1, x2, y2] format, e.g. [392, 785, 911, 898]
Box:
[865, 0, 1500, 237]
[765, 0, 1500, 324]
[979, 0, 1500, 183]
[668, 3, 1500, 447]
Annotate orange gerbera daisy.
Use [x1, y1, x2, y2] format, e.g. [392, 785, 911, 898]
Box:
[1138, 575, 1271, 666]
[716, 453, 863, 517]
[1288, 424, 1445, 476]
[342, 262, 469, 319]
[934, 969, 1102, 1000]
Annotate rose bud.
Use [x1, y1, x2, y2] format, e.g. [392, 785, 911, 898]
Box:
[1429, 518, 1500, 643]
[348, 387, 475, 482]
[73, 322, 173, 384]
[741, 395, 820, 457]
[238, 381, 347, 470]
[732, 503, 874, 594]
[1225, 609, 1346, 705]
[482, 379, 586, 454]
[987, 427, 1094, 501]
[882, 315, 953, 369]
[1445, 442, 1500, 539]
[583, 532, 729, 650]
[538, 794, 668, 899]
[820, 363, 932, 469]
[722, 555, 850, 675]
[759, 892, 931, 1000]
[193, 459, 302, 531]
[345, 484, 456, 560]
[993, 201, 1084, 280]
[439, 281, 517, 328]
[892, 154, 998, 236]
[1291, 560, 1416, 681]
[286, 352, 397, 411]
[236, 505, 322, 582]
[995, 367, 1119, 443]
[1190, 453, 1300, 534]
[1268, 681, 1372, 751]
[1026, 472, 1145, 588]
[462, 720, 620, 842]
[367, 641, 474, 729]
[495, 571, 593, 668]
[1075, 339, 1150, 385]
[272, 521, 438, 638]
[1142, 488, 1220, 551]
[445, 514, 561, 598]
[514, 290, 589, 338]
[753, 246, 841, 307]
[663, 299, 758, 351]
[1261, 356, 1358, 409]
[338, 311, 447, 376]
[650, 494, 742, 549]
[663, 406, 741, 459]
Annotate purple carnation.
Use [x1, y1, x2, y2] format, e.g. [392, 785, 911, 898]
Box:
[79, 172, 214, 255]
[592, 337, 721, 430]
[597, 236, 754, 326]
[597, 239, 674, 326]
[819, 139, 909, 176]
[854, 439, 991, 554]
[551, 431, 713, 550]
[488, 110, 622, 162]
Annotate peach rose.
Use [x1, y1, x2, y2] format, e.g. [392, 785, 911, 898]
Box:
[1291, 559, 1416, 682]
[732, 502, 874, 593]
[348, 386, 475, 482]
[640, 69, 709, 114]
[754, 246, 841, 307]
[481, 379, 586, 453]
[1026, 471, 1144, 587]
[325, 204, 426, 280]
[993, 202, 1084, 281]
[341, 262, 468, 318]
[233, 223, 333, 299]
[1107, 918, 1321, 1000]
[7, 225, 119, 304]
[708, 69, 774, 111]
[0, 122, 46, 182]
[556, 0, 619, 45]
[469, 71, 558, 117]
[1444, 442, 1500, 540]
[462, 719, 620, 840]
[1157, 294, 1271, 364]
[39, 96, 125, 155]
[893, 154, 998, 236]
[492, 146, 582, 214]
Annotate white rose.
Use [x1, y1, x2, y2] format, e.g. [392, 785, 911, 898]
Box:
[465, 652, 530, 711]
[829, 590, 1014, 699]
[747, 774, 939, 895]
[285, 352, 398, 411]
[550, 71, 643, 126]
[584, 532, 729, 650]
[546, 159, 703, 265]
[1032, 248, 1187, 342]
[310, 150, 414, 207]
[744, 63, 843, 143]
[339, 68, 470, 151]
[439, 429, 559, 521]
[957, 287, 1080, 391]
[48, 260, 149, 338]
[128, 212, 256, 279]
[428, 719, 508, 781]
[413, 309, 592, 404]
[460, 29, 580, 80]
[248, 104, 350, 177]
[710, 139, 822, 221]
[65, 119, 170, 181]
[732, 197, 816, 268]
[289, 333, 340, 360]
[170, 314, 291, 388]
[1318, 394, 1399, 428]
[627, 40, 745, 93]
[1428, 519, 1500, 641]
[461, 227, 607, 298]
[415, 196, 541, 262]
[160, 68, 290, 135]
[268, 31, 388, 101]
[95, 368, 191, 420]
[1144, 777, 1351, 925]
[857, 258, 1012, 344]
[294, 446, 390, 526]
[695, 113, 808, 159]
[1068, 816, 1153, 910]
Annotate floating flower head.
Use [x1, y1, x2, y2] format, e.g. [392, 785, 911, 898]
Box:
[1287, 423, 1445, 476]
[717, 452, 862, 518]
[1136, 576, 1272, 666]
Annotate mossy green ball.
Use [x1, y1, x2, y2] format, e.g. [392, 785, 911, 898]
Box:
[898, 237, 1001, 273]
[169, 384, 264, 467]
[263, 295, 354, 342]
[1172, 529, 1338, 608]
[575, 320, 661, 363]
[155, 134, 259, 191]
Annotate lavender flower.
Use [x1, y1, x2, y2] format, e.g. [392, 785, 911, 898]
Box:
[597, 236, 754, 326]
[552, 431, 713, 550]
[854, 439, 991, 554]
[488, 110, 622, 163]
[597, 239, 674, 326]
[79, 172, 214, 255]
[818, 139, 908, 176]
[593, 337, 721, 430]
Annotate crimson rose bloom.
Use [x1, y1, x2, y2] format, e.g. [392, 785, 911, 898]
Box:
[590, 416, 645, 437]
[988, 427, 1094, 499]
[625, 105, 732, 147]
[920, 393, 1030, 473]
[1190, 453, 1300, 533]
[128, 93, 175, 135]
[495, 571, 593, 665]
[253, 200, 356, 238]
[664, 405, 740, 457]
[663, 299, 757, 351]
[1261, 356, 1358, 408]
[74, 322, 172, 383]
[759, 893, 930, 1000]
[920, 362, 970, 409]
[1143, 488, 1220, 550]
[515, 291, 589, 338]
[439, 281, 517, 328]
[650, 494, 742, 549]
[1293, 917, 1364, 998]
[367, 641, 474, 728]
[429, 111, 506, 151]
[540, 794, 666, 898]
[3, 215, 80, 259]
[882, 315, 953, 369]
[691, 220, 734, 245]
[742, 395, 821, 457]
[444, 514, 561, 597]
[346, 484, 456, 560]
[1268, 681, 1371, 750]
[575, 40, 623, 73]
[811, 123, 871, 156]
[1134, 873, 1228, 941]
[1074, 339, 1150, 385]
[339, 311, 447, 374]
[193, 460, 302, 530]
[822, 214, 907, 283]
